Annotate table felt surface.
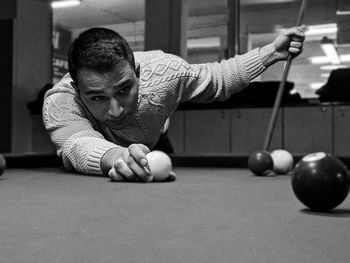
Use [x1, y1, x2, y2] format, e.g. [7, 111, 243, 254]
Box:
[0, 167, 350, 263]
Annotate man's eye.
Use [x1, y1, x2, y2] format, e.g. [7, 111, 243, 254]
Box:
[91, 96, 106, 101]
[117, 86, 131, 96]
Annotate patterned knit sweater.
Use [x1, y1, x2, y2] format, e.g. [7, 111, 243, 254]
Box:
[43, 49, 266, 175]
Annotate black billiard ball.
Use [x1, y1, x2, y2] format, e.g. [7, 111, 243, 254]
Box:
[0, 154, 6, 176]
[291, 152, 350, 211]
[248, 150, 273, 176]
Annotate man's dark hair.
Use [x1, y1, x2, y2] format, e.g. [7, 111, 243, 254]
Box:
[68, 27, 136, 85]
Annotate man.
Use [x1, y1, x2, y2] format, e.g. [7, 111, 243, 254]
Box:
[43, 26, 305, 182]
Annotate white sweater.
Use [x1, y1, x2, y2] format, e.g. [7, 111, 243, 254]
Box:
[43, 49, 265, 175]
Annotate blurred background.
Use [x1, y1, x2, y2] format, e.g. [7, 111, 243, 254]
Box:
[1, 0, 350, 157]
[51, 0, 350, 97]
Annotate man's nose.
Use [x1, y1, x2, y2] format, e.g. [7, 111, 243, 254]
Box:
[108, 98, 124, 117]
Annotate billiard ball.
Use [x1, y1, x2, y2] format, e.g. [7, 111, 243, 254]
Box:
[146, 150, 172, 181]
[248, 150, 273, 176]
[270, 149, 294, 175]
[0, 154, 5, 176]
[291, 152, 350, 211]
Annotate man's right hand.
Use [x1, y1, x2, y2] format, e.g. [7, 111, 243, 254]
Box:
[101, 144, 153, 182]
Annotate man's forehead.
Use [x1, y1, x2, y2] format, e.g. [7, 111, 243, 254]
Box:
[79, 63, 132, 79]
[77, 64, 135, 91]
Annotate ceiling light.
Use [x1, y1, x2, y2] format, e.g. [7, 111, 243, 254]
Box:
[320, 65, 348, 70]
[320, 37, 341, 64]
[336, 10, 350, 15]
[51, 0, 81, 9]
[305, 23, 338, 37]
[341, 54, 350, 61]
[310, 54, 350, 64]
[289, 89, 298, 95]
[309, 56, 330, 64]
[321, 73, 330, 78]
[310, 83, 324, 90]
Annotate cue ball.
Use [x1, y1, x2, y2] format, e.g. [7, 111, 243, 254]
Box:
[248, 150, 273, 176]
[291, 152, 350, 211]
[146, 150, 172, 181]
[0, 154, 6, 176]
[270, 149, 294, 175]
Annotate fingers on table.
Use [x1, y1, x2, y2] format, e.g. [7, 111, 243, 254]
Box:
[108, 158, 139, 182]
[109, 157, 153, 182]
[108, 167, 125, 182]
[126, 155, 153, 182]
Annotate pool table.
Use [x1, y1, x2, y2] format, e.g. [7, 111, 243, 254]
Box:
[0, 167, 349, 263]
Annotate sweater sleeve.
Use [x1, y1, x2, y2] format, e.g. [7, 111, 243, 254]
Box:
[43, 86, 118, 176]
[180, 48, 266, 103]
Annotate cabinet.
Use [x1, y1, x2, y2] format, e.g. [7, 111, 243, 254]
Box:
[170, 104, 350, 156]
[168, 111, 185, 153]
[231, 108, 282, 154]
[284, 106, 332, 155]
[184, 109, 230, 154]
[334, 106, 350, 156]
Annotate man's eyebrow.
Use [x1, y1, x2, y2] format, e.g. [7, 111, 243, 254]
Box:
[84, 90, 104, 96]
[114, 79, 133, 88]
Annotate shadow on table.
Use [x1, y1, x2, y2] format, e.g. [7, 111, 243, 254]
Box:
[300, 208, 350, 218]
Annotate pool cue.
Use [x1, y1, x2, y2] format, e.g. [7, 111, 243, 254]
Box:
[263, 0, 307, 151]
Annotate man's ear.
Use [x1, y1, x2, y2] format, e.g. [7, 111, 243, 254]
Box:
[135, 63, 140, 78]
[70, 81, 79, 93]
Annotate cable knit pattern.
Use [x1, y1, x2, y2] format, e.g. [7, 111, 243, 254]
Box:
[43, 49, 266, 175]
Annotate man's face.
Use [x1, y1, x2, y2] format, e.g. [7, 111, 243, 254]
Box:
[76, 61, 139, 129]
